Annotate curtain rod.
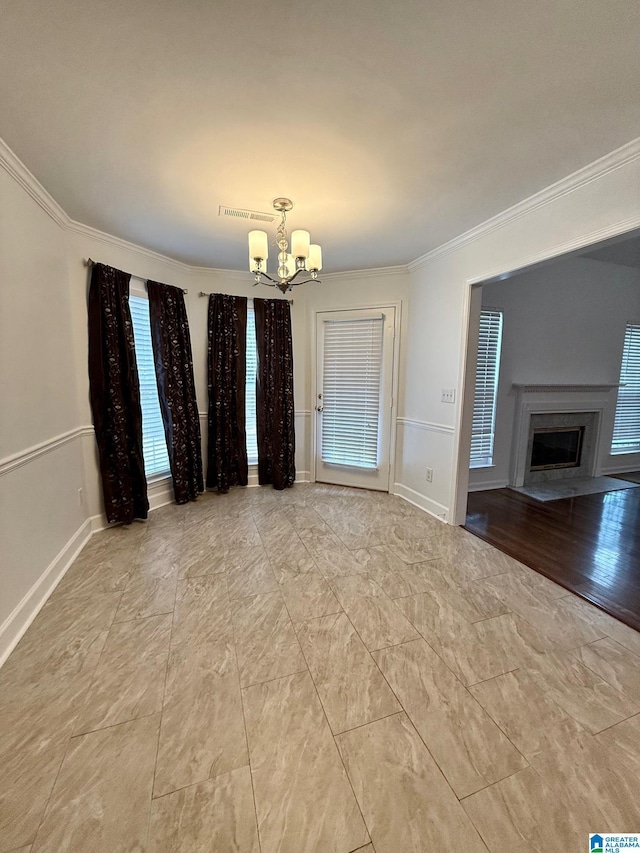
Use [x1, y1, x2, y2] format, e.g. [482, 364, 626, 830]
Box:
[84, 258, 188, 294]
[198, 290, 293, 304]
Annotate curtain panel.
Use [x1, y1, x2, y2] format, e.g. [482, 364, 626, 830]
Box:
[206, 293, 248, 492]
[254, 298, 296, 489]
[88, 263, 149, 523]
[147, 281, 203, 504]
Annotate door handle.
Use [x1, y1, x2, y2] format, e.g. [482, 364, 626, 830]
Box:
[316, 405, 324, 412]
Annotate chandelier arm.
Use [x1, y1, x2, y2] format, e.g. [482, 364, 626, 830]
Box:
[287, 277, 319, 287]
[284, 266, 308, 285]
[256, 271, 281, 286]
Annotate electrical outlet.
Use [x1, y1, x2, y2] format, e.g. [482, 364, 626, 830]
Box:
[441, 388, 456, 403]
[425, 467, 433, 482]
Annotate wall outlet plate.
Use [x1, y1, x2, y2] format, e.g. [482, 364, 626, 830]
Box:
[425, 467, 433, 482]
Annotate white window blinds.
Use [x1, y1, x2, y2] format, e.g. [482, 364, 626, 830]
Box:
[246, 308, 259, 465]
[611, 322, 640, 454]
[470, 308, 503, 468]
[321, 315, 384, 469]
[129, 295, 171, 477]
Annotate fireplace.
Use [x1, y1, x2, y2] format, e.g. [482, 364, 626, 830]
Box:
[530, 426, 584, 471]
[510, 384, 619, 487]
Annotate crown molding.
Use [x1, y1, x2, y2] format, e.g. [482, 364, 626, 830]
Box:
[0, 137, 68, 228]
[0, 137, 411, 281]
[408, 136, 640, 272]
[465, 215, 640, 287]
[321, 265, 409, 282]
[66, 218, 192, 273]
[4, 133, 640, 282]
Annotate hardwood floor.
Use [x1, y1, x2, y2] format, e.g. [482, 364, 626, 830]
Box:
[465, 482, 640, 632]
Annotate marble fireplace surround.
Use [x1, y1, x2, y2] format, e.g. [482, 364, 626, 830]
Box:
[511, 384, 619, 487]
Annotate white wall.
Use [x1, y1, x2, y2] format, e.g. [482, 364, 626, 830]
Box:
[398, 140, 640, 524]
[469, 257, 640, 488]
[0, 166, 88, 663]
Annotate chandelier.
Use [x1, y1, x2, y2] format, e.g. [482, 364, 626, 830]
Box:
[248, 198, 322, 294]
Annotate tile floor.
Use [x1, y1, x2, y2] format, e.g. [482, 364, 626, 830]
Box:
[1, 483, 640, 852]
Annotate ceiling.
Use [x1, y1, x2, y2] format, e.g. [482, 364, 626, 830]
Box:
[582, 235, 640, 270]
[2, 0, 640, 272]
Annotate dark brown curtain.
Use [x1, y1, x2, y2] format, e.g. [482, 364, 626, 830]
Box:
[88, 263, 148, 524]
[147, 281, 203, 504]
[206, 293, 248, 492]
[254, 298, 296, 489]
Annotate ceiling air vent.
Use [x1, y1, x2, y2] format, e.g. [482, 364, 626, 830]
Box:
[218, 205, 278, 223]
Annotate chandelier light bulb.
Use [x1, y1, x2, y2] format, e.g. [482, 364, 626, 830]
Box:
[248, 230, 268, 264]
[306, 244, 322, 271]
[291, 230, 310, 259]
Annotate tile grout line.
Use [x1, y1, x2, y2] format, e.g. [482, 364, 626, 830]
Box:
[228, 544, 264, 853]
[274, 512, 375, 850]
[145, 527, 182, 838]
[592, 709, 640, 738]
[374, 607, 545, 776]
[369, 632, 533, 805]
[10, 484, 638, 851]
[70, 709, 162, 741]
[25, 542, 138, 850]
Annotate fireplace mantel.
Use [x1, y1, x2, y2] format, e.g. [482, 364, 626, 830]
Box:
[513, 383, 619, 394]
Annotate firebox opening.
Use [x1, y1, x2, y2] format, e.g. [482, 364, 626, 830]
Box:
[530, 426, 585, 471]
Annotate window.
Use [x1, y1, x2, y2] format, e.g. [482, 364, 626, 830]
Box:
[611, 322, 640, 454]
[321, 315, 384, 469]
[470, 308, 503, 468]
[129, 295, 171, 477]
[246, 307, 259, 464]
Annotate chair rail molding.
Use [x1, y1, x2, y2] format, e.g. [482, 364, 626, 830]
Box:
[0, 426, 93, 477]
[396, 417, 455, 435]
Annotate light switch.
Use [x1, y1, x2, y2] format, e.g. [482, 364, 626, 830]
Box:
[441, 388, 456, 404]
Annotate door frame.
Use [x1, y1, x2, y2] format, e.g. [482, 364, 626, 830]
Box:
[310, 301, 403, 491]
[453, 225, 640, 526]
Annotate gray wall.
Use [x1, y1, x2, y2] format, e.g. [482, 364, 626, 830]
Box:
[470, 256, 640, 489]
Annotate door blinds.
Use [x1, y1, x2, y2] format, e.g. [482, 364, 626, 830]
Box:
[470, 309, 503, 467]
[321, 315, 384, 469]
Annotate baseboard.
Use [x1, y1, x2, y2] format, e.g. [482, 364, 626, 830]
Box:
[0, 517, 92, 669]
[601, 461, 640, 476]
[246, 471, 311, 488]
[393, 483, 450, 523]
[90, 477, 175, 531]
[468, 478, 510, 492]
